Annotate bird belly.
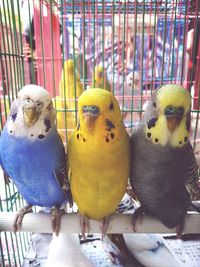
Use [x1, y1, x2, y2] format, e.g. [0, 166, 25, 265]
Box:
[0, 133, 66, 208]
[71, 163, 128, 220]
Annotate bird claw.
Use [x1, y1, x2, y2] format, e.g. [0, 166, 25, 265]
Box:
[13, 205, 33, 232]
[100, 216, 111, 239]
[79, 214, 90, 240]
[176, 218, 185, 238]
[3, 172, 11, 185]
[51, 207, 65, 236]
[132, 205, 144, 232]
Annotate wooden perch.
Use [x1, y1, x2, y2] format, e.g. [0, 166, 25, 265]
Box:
[0, 212, 199, 234]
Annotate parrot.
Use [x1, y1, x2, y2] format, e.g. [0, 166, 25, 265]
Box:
[90, 65, 111, 91]
[54, 59, 84, 143]
[0, 84, 73, 235]
[59, 59, 83, 109]
[130, 84, 199, 237]
[68, 88, 130, 238]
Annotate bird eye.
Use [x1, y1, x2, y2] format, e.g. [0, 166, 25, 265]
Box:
[25, 98, 32, 104]
[109, 102, 114, 110]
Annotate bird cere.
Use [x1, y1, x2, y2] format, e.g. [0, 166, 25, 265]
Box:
[0, 84, 199, 239]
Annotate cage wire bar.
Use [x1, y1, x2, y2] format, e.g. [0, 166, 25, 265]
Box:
[0, 0, 200, 266]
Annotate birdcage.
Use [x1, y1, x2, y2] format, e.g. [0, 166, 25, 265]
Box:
[0, 0, 200, 266]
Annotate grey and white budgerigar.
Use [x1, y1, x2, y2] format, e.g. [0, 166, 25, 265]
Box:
[130, 84, 199, 237]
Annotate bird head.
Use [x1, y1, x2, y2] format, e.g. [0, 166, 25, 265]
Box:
[155, 84, 191, 132]
[18, 85, 54, 127]
[64, 59, 74, 73]
[95, 65, 103, 79]
[78, 88, 121, 133]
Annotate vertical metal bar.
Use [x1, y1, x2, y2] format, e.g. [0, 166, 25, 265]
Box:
[111, 1, 115, 93]
[121, 1, 126, 112]
[151, 0, 157, 91]
[3, 233, 12, 266]
[130, 0, 138, 131]
[139, 0, 145, 119]
[2, 0, 15, 100]
[16, 0, 25, 87]
[93, 0, 96, 83]
[0, 234, 6, 267]
[72, 0, 77, 123]
[27, 0, 36, 85]
[160, 0, 168, 85]
[50, 1, 57, 97]
[81, 0, 86, 88]
[10, 0, 21, 91]
[5, 0, 18, 96]
[180, 1, 188, 84]
[60, 0, 68, 141]
[102, 0, 105, 87]
[170, 0, 178, 83]
[9, 233, 18, 266]
[14, 233, 22, 266]
[39, 0, 46, 87]
[0, 11, 10, 109]
[191, 0, 200, 144]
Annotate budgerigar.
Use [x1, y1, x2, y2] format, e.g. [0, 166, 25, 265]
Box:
[68, 88, 130, 237]
[91, 65, 111, 91]
[0, 85, 72, 234]
[130, 84, 199, 237]
[59, 59, 83, 109]
[55, 59, 83, 142]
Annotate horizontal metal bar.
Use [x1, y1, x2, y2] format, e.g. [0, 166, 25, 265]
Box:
[0, 52, 24, 58]
[0, 212, 199, 234]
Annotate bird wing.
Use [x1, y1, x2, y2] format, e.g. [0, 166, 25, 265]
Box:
[142, 95, 159, 126]
[185, 143, 199, 200]
[9, 98, 20, 118]
[53, 140, 73, 206]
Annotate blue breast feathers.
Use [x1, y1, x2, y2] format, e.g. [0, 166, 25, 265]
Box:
[0, 127, 66, 207]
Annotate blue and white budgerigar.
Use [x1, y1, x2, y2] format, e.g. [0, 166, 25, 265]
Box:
[130, 84, 199, 237]
[0, 85, 72, 234]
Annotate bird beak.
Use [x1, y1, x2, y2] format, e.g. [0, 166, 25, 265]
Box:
[166, 116, 181, 132]
[164, 106, 184, 132]
[83, 113, 98, 131]
[82, 105, 100, 131]
[23, 107, 41, 127]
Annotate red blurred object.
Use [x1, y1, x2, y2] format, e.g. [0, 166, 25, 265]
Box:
[33, 3, 62, 96]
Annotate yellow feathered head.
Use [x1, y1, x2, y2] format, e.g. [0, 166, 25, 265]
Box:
[94, 65, 103, 78]
[63, 59, 74, 73]
[156, 84, 191, 115]
[78, 88, 122, 133]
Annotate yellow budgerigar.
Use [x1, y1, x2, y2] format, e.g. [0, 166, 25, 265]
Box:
[54, 59, 83, 142]
[59, 59, 83, 108]
[68, 88, 130, 237]
[91, 65, 111, 91]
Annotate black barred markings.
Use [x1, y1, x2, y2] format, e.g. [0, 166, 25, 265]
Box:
[105, 119, 115, 131]
[44, 119, 51, 132]
[147, 118, 157, 129]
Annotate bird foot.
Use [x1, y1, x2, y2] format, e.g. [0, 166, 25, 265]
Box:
[13, 204, 33, 232]
[132, 205, 144, 232]
[100, 216, 111, 239]
[3, 172, 11, 185]
[79, 214, 90, 240]
[176, 218, 185, 238]
[51, 207, 65, 236]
